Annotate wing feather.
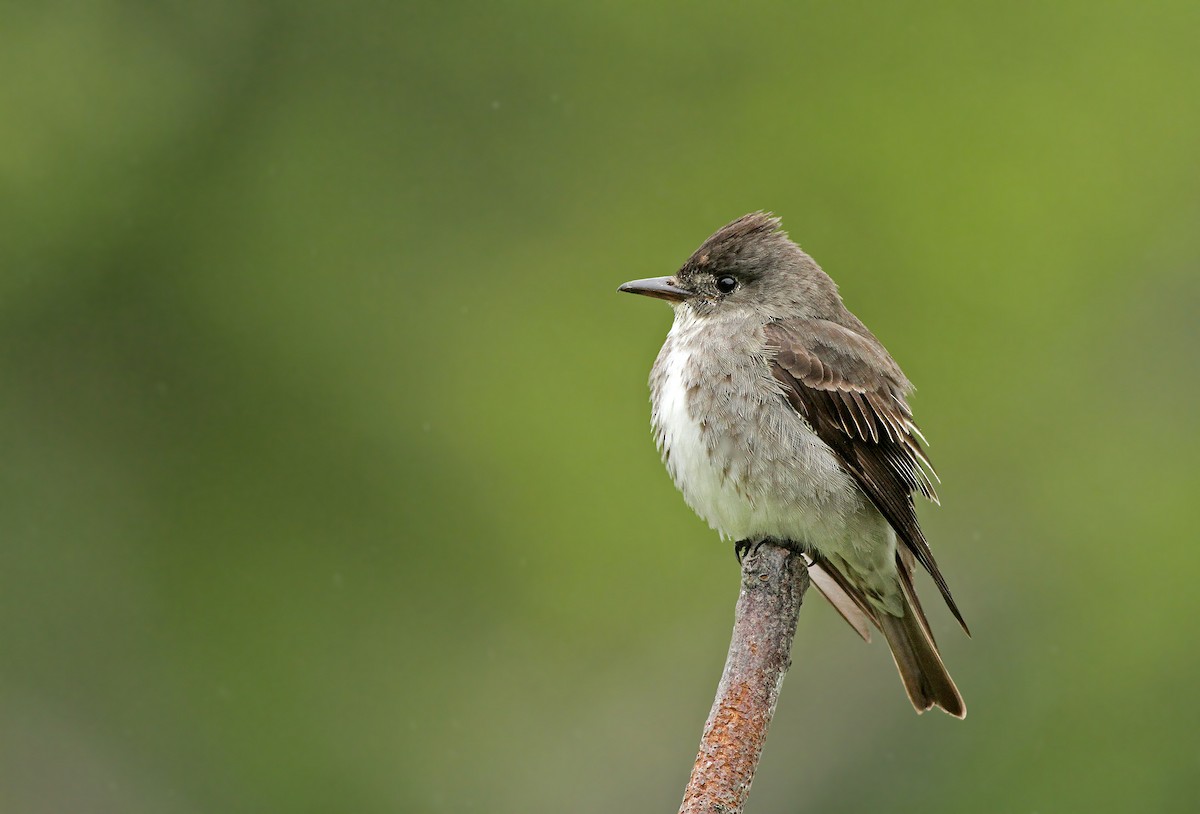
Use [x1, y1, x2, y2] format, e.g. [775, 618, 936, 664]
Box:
[765, 319, 968, 634]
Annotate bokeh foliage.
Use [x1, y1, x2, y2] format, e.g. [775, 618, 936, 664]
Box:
[2, 1, 1198, 811]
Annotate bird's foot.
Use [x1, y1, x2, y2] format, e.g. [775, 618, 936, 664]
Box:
[734, 538, 769, 564]
[734, 540, 751, 564]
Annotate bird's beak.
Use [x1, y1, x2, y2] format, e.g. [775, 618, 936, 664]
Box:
[617, 276, 689, 303]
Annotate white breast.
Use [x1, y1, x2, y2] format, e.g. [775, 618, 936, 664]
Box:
[653, 315, 762, 540]
[650, 309, 876, 561]
[656, 345, 737, 537]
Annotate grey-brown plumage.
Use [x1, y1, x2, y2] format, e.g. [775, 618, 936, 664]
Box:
[619, 212, 967, 717]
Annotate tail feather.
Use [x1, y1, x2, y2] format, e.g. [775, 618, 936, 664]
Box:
[879, 567, 965, 717]
[807, 560, 874, 642]
[878, 611, 964, 717]
[812, 552, 965, 718]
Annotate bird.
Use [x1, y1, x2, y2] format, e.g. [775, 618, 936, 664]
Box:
[618, 212, 967, 717]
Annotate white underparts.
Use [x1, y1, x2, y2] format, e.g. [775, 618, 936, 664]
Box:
[651, 307, 902, 615]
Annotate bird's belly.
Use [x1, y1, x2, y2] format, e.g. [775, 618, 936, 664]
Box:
[652, 343, 865, 552]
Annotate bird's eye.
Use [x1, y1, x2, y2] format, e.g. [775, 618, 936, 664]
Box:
[716, 276, 738, 294]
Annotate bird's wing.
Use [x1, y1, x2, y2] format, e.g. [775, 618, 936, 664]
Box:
[764, 319, 967, 634]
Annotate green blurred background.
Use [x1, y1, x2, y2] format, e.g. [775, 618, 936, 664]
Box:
[3, 1, 1197, 811]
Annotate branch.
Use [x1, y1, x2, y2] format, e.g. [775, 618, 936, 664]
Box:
[678, 542, 810, 814]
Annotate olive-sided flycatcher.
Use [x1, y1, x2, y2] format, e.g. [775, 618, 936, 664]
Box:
[619, 212, 967, 717]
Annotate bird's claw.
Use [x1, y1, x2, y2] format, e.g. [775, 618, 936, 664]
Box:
[734, 539, 769, 564]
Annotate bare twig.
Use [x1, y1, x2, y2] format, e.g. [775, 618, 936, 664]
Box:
[678, 542, 810, 814]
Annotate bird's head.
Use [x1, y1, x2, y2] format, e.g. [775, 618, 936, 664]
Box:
[618, 212, 841, 321]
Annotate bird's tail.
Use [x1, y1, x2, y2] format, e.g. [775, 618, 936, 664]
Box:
[877, 564, 965, 718]
[810, 552, 965, 717]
